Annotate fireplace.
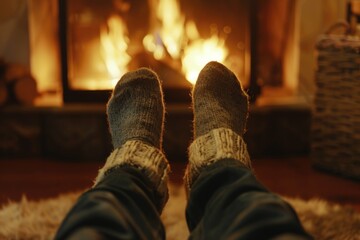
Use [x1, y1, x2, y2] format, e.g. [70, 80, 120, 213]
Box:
[1, 0, 346, 107]
[23, 0, 308, 105]
[0, 0, 348, 159]
[58, 0, 261, 103]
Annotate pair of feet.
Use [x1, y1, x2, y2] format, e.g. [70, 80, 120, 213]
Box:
[96, 61, 251, 210]
[108, 61, 249, 150]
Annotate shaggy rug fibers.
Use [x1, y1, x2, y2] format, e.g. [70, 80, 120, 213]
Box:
[1, 184, 359, 240]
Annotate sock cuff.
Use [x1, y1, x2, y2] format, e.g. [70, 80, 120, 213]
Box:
[94, 140, 170, 208]
[186, 128, 251, 190]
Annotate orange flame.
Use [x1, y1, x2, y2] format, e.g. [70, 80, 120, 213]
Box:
[182, 22, 228, 84]
[143, 0, 228, 84]
[143, 0, 185, 60]
[157, 0, 185, 59]
[100, 14, 131, 87]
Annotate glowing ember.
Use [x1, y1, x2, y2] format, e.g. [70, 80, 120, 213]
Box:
[100, 14, 131, 87]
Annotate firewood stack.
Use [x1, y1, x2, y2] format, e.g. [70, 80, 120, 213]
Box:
[0, 59, 38, 106]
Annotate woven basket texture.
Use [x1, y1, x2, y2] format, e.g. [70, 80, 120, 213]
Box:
[312, 35, 360, 179]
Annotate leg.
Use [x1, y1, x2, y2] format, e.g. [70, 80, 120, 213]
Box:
[185, 62, 312, 240]
[187, 159, 311, 240]
[55, 68, 170, 240]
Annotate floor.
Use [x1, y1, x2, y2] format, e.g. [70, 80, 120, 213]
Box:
[0, 157, 359, 211]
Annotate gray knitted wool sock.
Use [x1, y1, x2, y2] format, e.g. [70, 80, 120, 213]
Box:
[193, 61, 249, 138]
[94, 68, 170, 210]
[107, 68, 164, 149]
[185, 61, 251, 191]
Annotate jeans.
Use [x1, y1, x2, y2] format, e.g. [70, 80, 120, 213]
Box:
[55, 159, 312, 240]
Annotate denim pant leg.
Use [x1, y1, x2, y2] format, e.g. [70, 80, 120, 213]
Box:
[55, 166, 166, 240]
[186, 159, 313, 240]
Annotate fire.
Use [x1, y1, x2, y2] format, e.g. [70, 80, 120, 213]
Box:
[98, 0, 229, 88]
[156, 0, 185, 59]
[143, 0, 228, 84]
[182, 36, 228, 84]
[143, 0, 185, 60]
[182, 22, 228, 84]
[100, 14, 131, 87]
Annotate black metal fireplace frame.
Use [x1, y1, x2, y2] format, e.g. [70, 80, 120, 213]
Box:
[59, 0, 260, 103]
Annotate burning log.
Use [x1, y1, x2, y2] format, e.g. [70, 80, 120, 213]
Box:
[13, 75, 38, 105]
[129, 50, 191, 89]
[0, 60, 38, 106]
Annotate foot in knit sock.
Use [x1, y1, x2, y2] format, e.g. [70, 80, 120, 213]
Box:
[193, 61, 249, 138]
[96, 68, 169, 210]
[107, 68, 164, 149]
[185, 62, 251, 191]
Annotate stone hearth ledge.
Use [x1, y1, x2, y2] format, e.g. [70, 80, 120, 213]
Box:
[0, 103, 311, 161]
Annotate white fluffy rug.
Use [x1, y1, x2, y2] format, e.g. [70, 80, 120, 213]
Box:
[1, 184, 360, 240]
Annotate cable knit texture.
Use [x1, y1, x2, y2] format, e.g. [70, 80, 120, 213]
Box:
[94, 140, 170, 209]
[185, 128, 251, 191]
[95, 68, 169, 209]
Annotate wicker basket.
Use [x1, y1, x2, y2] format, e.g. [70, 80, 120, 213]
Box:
[311, 32, 360, 180]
